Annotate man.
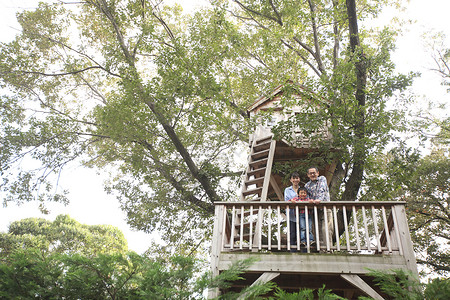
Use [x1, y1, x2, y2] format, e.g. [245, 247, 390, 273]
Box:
[305, 167, 330, 202]
[305, 167, 332, 249]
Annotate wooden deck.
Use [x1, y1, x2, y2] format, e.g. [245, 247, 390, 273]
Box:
[209, 201, 418, 299]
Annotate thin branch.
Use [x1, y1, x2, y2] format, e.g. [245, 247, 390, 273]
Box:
[306, 0, 325, 74]
[280, 39, 321, 77]
[6, 66, 117, 78]
[233, 0, 282, 25]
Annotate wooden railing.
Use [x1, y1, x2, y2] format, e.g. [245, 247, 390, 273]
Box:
[213, 201, 410, 255]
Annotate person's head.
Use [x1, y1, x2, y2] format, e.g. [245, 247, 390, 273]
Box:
[289, 171, 301, 186]
[297, 187, 308, 199]
[307, 166, 319, 181]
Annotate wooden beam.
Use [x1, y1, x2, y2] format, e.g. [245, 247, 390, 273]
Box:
[218, 253, 409, 274]
[208, 205, 226, 299]
[237, 272, 280, 300]
[270, 174, 284, 201]
[260, 139, 276, 202]
[392, 205, 419, 278]
[340, 274, 384, 300]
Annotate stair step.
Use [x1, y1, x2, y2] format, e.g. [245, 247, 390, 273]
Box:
[247, 167, 266, 178]
[249, 157, 268, 169]
[234, 220, 257, 228]
[244, 177, 264, 187]
[242, 187, 262, 196]
[251, 149, 270, 160]
[255, 136, 273, 144]
[253, 140, 272, 152]
[242, 208, 260, 216]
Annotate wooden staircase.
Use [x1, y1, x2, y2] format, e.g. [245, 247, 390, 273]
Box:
[228, 134, 285, 252]
[240, 135, 277, 202]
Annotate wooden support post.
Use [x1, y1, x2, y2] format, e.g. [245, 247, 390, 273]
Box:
[208, 205, 225, 299]
[341, 274, 384, 300]
[237, 272, 280, 300]
[392, 205, 419, 278]
[270, 175, 284, 201]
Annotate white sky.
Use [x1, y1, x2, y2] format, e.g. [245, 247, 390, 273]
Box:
[0, 0, 449, 254]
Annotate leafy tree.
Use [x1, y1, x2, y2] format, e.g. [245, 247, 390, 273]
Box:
[0, 0, 251, 249]
[364, 144, 449, 276]
[0, 214, 128, 257]
[271, 285, 345, 300]
[0, 246, 275, 299]
[0, 0, 415, 249]
[0, 249, 65, 299]
[402, 149, 449, 275]
[212, 0, 414, 203]
[360, 269, 450, 300]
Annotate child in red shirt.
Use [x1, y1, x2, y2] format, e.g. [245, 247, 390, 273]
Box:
[290, 187, 319, 246]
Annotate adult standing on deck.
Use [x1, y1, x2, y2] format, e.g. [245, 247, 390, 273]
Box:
[305, 167, 330, 202]
[305, 167, 332, 249]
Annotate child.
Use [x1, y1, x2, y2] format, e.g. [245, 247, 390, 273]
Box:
[292, 187, 318, 246]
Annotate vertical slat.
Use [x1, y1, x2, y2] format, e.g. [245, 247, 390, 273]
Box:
[286, 204, 290, 251]
[362, 206, 371, 251]
[277, 205, 281, 250]
[221, 206, 227, 251]
[268, 206, 272, 250]
[296, 206, 300, 251]
[381, 206, 392, 253]
[391, 206, 404, 256]
[230, 206, 236, 250]
[343, 205, 351, 251]
[371, 205, 382, 253]
[352, 206, 361, 251]
[305, 205, 310, 253]
[258, 205, 262, 250]
[314, 206, 320, 252]
[239, 205, 244, 249]
[249, 205, 253, 250]
[324, 207, 330, 252]
[333, 205, 340, 251]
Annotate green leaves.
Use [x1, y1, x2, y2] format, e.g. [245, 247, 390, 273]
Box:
[0, 214, 128, 257]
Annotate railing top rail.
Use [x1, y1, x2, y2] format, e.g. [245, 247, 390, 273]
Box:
[214, 201, 406, 208]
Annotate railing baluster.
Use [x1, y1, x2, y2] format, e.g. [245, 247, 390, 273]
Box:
[268, 205, 272, 250]
[343, 205, 350, 251]
[240, 205, 244, 250]
[324, 206, 330, 252]
[277, 205, 281, 250]
[352, 206, 361, 251]
[372, 205, 381, 253]
[314, 206, 320, 252]
[258, 205, 262, 250]
[333, 205, 340, 251]
[362, 206, 370, 251]
[222, 205, 227, 251]
[305, 205, 310, 253]
[249, 205, 253, 250]
[296, 206, 300, 251]
[287, 204, 290, 251]
[381, 206, 392, 253]
[230, 206, 236, 250]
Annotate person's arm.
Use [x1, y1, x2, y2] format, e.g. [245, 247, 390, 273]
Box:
[285, 188, 293, 202]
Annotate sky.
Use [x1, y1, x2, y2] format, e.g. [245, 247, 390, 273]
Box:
[0, 0, 449, 254]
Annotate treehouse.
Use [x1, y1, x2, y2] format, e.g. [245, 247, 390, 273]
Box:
[209, 85, 418, 299]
